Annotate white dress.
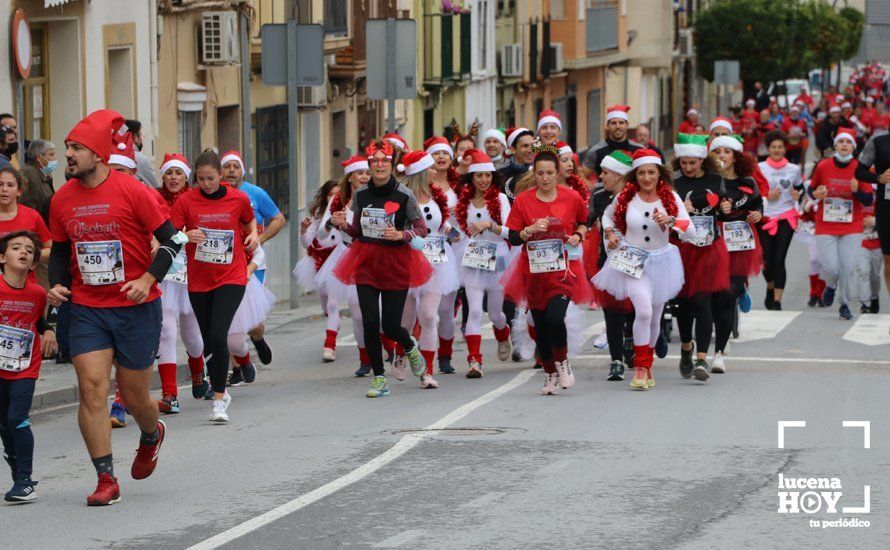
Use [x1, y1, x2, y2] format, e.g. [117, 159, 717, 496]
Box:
[292, 217, 329, 292]
[160, 248, 193, 315]
[593, 191, 692, 304]
[229, 245, 277, 334]
[456, 192, 512, 291]
[314, 198, 358, 304]
[412, 196, 461, 297]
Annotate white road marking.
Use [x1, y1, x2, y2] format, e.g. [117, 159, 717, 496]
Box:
[187, 369, 536, 550]
[842, 314, 890, 346]
[735, 310, 801, 342]
[575, 354, 890, 366]
[371, 530, 425, 548]
[460, 491, 507, 509]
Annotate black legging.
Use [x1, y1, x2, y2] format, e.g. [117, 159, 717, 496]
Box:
[603, 309, 635, 363]
[758, 220, 795, 290]
[189, 284, 246, 393]
[677, 294, 714, 353]
[530, 295, 570, 373]
[713, 276, 746, 354]
[356, 285, 414, 376]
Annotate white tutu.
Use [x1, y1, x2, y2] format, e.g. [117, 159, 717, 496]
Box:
[314, 243, 357, 304]
[412, 243, 461, 297]
[459, 241, 511, 291]
[292, 255, 318, 292]
[592, 244, 685, 305]
[229, 276, 276, 334]
[160, 279, 193, 316]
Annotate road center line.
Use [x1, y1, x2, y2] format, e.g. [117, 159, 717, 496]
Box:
[187, 369, 536, 550]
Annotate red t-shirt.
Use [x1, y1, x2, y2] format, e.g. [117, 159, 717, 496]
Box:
[780, 118, 808, 150]
[811, 158, 873, 235]
[171, 186, 254, 292]
[0, 205, 51, 283]
[0, 278, 47, 380]
[49, 170, 167, 308]
[678, 120, 698, 134]
[506, 186, 588, 309]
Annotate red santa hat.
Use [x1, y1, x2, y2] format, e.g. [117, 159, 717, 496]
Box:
[342, 155, 370, 175]
[631, 148, 662, 169]
[686, 108, 699, 117]
[108, 131, 137, 170]
[537, 109, 562, 132]
[465, 149, 496, 173]
[160, 153, 191, 179]
[220, 150, 245, 173]
[828, 103, 842, 114]
[745, 98, 756, 107]
[606, 104, 631, 122]
[65, 109, 127, 163]
[834, 127, 857, 146]
[382, 133, 409, 151]
[866, 96, 876, 103]
[483, 128, 507, 149]
[556, 141, 573, 156]
[836, 94, 845, 103]
[709, 116, 734, 133]
[400, 150, 435, 176]
[423, 136, 454, 158]
[506, 127, 533, 148]
[789, 104, 801, 113]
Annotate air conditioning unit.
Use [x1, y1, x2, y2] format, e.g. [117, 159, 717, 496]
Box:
[677, 29, 693, 57]
[201, 11, 239, 65]
[550, 43, 564, 73]
[501, 44, 523, 78]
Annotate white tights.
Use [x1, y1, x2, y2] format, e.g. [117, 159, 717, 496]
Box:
[159, 307, 203, 364]
[437, 291, 458, 341]
[464, 285, 507, 336]
[402, 291, 443, 351]
[626, 282, 665, 348]
[321, 291, 340, 333]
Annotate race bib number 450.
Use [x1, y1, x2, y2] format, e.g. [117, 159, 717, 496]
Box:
[723, 221, 756, 252]
[0, 325, 35, 373]
[76, 240, 124, 285]
[196, 228, 235, 264]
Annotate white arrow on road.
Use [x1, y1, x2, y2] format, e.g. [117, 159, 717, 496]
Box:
[735, 310, 801, 343]
[842, 314, 890, 346]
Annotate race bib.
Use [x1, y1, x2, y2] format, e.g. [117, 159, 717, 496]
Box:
[0, 325, 35, 373]
[360, 207, 391, 239]
[462, 240, 498, 272]
[681, 216, 715, 247]
[165, 248, 188, 284]
[884, 184, 890, 201]
[195, 228, 235, 264]
[723, 221, 756, 252]
[527, 239, 566, 273]
[608, 245, 649, 279]
[422, 235, 447, 264]
[823, 198, 853, 223]
[864, 226, 879, 240]
[75, 240, 124, 285]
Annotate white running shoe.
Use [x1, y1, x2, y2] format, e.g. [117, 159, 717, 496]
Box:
[593, 332, 609, 350]
[497, 339, 512, 362]
[710, 352, 726, 374]
[420, 374, 439, 389]
[555, 360, 575, 389]
[466, 360, 483, 378]
[540, 372, 560, 395]
[392, 355, 407, 381]
[322, 347, 336, 362]
[209, 392, 231, 423]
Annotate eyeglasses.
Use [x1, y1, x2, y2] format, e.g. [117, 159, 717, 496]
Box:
[370, 157, 392, 165]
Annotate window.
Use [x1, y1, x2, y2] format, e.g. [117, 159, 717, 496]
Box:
[107, 47, 135, 118]
[551, 0, 565, 19]
[476, 0, 490, 73]
[324, 0, 348, 35]
[255, 105, 289, 213]
[178, 111, 202, 164]
[585, 1, 618, 53]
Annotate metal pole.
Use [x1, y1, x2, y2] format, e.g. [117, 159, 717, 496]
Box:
[15, 79, 24, 166]
[240, 10, 254, 177]
[386, 18, 396, 133]
[287, 19, 301, 309]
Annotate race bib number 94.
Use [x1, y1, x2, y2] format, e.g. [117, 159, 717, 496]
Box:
[76, 240, 124, 285]
[0, 325, 35, 373]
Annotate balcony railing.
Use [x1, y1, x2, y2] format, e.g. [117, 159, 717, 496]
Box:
[586, 2, 618, 53]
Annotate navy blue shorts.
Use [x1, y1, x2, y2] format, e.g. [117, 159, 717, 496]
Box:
[69, 300, 162, 370]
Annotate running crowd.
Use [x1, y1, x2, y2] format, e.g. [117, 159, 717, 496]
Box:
[3, 72, 890, 505]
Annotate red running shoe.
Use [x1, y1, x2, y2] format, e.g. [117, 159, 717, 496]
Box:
[131, 420, 166, 480]
[87, 473, 121, 506]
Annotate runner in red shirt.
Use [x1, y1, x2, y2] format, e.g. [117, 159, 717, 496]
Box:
[502, 147, 591, 395]
[171, 149, 257, 423]
[0, 230, 56, 503]
[0, 167, 50, 283]
[47, 109, 183, 506]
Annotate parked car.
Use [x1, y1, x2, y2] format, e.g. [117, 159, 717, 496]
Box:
[768, 79, 811, 109]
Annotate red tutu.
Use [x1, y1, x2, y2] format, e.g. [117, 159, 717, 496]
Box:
[582, 231, 601, 278]
[677, 239, 731, 298]
[501, 253, 592, 311]
[333, 241, 433, 290]
[718, 221, 764, 277]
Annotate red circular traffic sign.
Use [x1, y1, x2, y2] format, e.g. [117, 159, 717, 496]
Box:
[11, 9, 32, 80]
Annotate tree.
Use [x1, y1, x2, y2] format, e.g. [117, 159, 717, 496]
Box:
[694, 0, 864, 85]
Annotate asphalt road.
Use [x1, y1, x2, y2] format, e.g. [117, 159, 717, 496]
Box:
[4, 241, 889, 549]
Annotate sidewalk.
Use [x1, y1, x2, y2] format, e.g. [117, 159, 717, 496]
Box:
[31, 301, 326, 412]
